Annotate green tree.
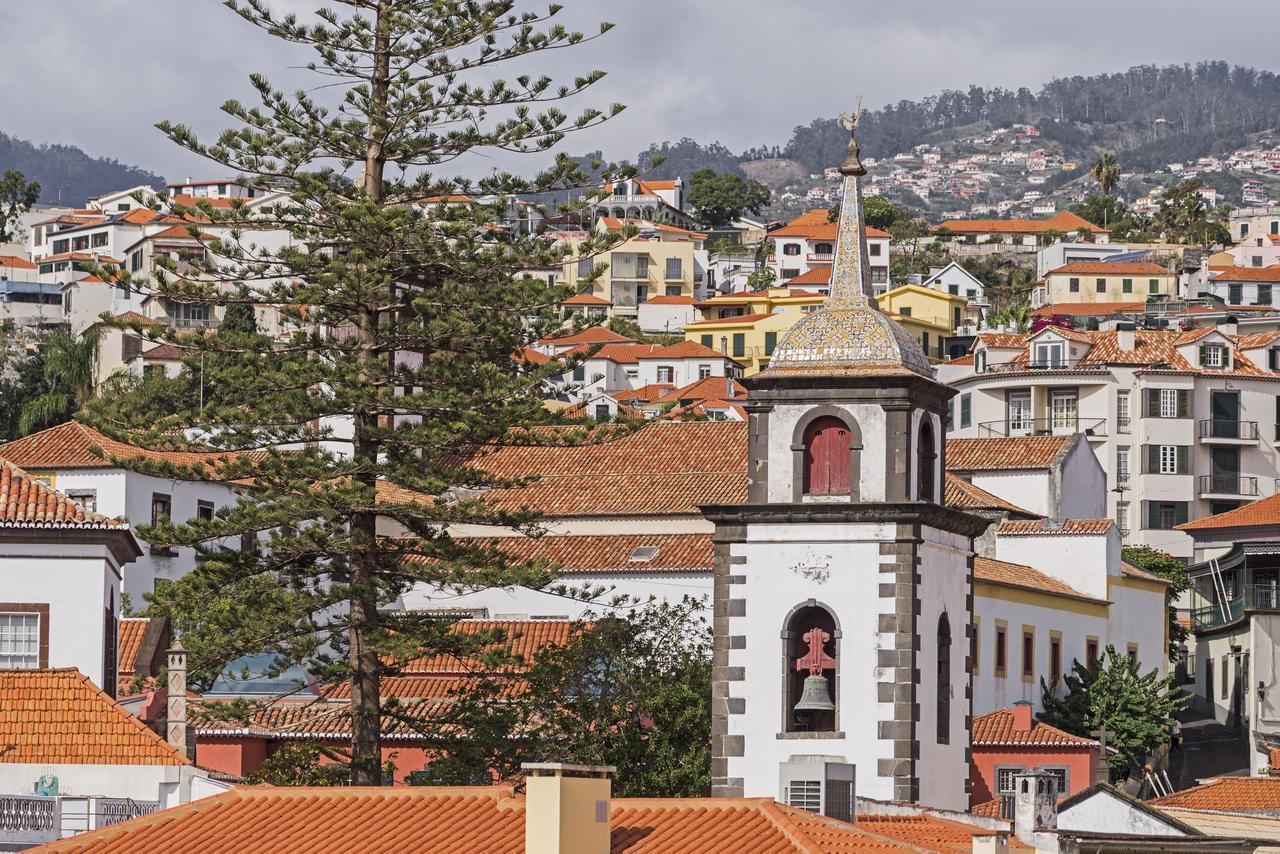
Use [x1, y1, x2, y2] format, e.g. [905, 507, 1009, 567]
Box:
[863, 195, 909, 231]
[19, 328, 100, 435]
[686, 169, 771, 228]
[87, 0, 626, 785]
[1040, 646, 1186, 775]
[1090, 153, 1120, 196]
[746, 265, 776, 291]
[1072, 193, 1131, 237]
[0, 170, 40, 243]
[1151, 179, 1232, 246]
[421, 598, 712, 797]
[1122, 546, 1192, 661]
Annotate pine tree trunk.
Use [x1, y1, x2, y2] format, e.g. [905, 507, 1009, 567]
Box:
[348, 0, 392, 787]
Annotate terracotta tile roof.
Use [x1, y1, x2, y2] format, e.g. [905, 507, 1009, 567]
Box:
[589, 343, 663, 364]
[142, 344, 184, 361]
[970, 799, 1003, 818]
[996, 518, 1116, 536]
[655, 375, 748, 404]
[1047, 261, 1171, 276]
[432, 533, 713, 575]
[562, 292, 611, 306]
[788, 266, 833, 285]
[0, 668, 189, 766]
[684, 311, 776, 327]
[1149, 777, 1280, 812]
[515, 346, 551, 366]
[537, 327, 636, 346]
[1029, 301, 1144, 318]
[192, 698, 453, 739]
[945, 353, 974, 365]
[946, 435, 1072, 472]
[0, 255, 36, 269]
[976, 332, 1025, 349]
[321, 675, 527, 701]
[471, 421, 748, 516]
[149, 224, 205, 241]
[0, 458, 125, 529]
[973, 556, 1103, 603]
[37, 251, 122, 265]
[0, 420, 263, 473]
[643, 294, 697, 305]
[971, 708, 1099, 747]
[943, 474, 1038, 517]
[639, 340, 724, 359]
[936, 211, 1104, 235]
[398, 619, 577, 675]
[1238, 331, 1280, 350]
[613, 383, 676, 403]
[665, 399, 748, 420]
[42, 786, 1005, 853]
[1177, 492, 1280, 531]
[169, 194, 237, 209]
[1210, 264, 1280, 283]
[772, 208, 890, 240]
[1119, 562, 1169, 584]
[116, 618, 150, 683]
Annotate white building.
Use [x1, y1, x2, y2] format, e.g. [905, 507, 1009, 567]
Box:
[767, 209, 889, 287]
[1036, 241, 1130, 279]
[946, 434, 1106, 521]
[945, 322, 1280, 560]
[0, 421, 251, 600]
[920, 262, 988, 305]
[1201, 265, 1280, 307]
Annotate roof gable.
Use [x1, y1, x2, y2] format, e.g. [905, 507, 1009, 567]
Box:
[1177, 492, 1280, 532]
[946, 435, 1073, 472]
[0, 458, 125, 529]
[971, 708, 1098, 747]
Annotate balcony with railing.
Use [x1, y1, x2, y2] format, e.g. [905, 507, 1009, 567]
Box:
[1198, 419, 1259, 443]
[977, 417, 1107, 438]
[0, 795, 57, 847]
[1198, 474, 1259, 498]
[1191, 584, 1280, 630]
[975, 357, 1108, 376]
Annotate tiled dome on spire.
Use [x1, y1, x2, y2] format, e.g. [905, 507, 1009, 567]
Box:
[762, 114, 932, 378]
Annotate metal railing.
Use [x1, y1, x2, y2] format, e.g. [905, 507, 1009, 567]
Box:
[977, 358, 1105, 375]
[0, 795, 57, 845]
[1198, 419, 1259, 440]
[166, 316, 219, 330]
[1198, 474, 1259, 496]
[1192, 584, 1280, 630]
[1117, 416, 1131, 434]
[97, 798, 160, 828]
[977, 417, 1106, 438]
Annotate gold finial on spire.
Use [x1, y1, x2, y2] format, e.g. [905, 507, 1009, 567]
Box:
[838, 97, 866, 177]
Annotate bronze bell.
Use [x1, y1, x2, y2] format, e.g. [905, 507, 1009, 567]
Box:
[795, 673, 836, 712]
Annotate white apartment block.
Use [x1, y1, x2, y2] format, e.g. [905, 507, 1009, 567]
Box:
[944, 322, 1280, 560]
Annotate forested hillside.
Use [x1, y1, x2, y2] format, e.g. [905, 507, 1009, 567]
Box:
[617, 61, 1280, 182]
[0, 132, 163, 205]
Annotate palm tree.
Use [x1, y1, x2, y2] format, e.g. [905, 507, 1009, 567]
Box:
[1091, 153, 1120, 196]
[19, 328, 100, 435]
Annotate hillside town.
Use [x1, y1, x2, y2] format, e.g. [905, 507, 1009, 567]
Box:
[11, 4, 1280, 854]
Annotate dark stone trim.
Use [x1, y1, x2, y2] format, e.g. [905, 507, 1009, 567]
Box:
[780, 599, 843, 736]
[744, 372, 956, 411]
[788, 405, 863, 502]
[709, 524, 746, 798]
[747, 403, 772, 503]
[0, 527, 143, 570]
[883, 403, 913, 502]
[701, 502, 991, 538]
[0, 602, 49, 667]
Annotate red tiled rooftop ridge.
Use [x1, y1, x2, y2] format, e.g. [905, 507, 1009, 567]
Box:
[946, 436, 1073, 472]
[971, 708, 1098, 747]
[0, 457, 124, 528]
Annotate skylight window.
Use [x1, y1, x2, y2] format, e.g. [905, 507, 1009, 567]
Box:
[628, 546, 660, 562]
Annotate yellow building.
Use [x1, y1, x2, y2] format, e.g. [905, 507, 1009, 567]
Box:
[561, 218, 706, 319]
[877, 283, 974, 338]
[1040, 261, 1177, 307]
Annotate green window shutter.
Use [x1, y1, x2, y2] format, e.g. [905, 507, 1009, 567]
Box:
[946, 398, 955, 429]
[1122, 278, 1133, 293]
[1198, 345, 1207, 368]
[1146, 502, 1158, 529]
[700, 334, 713, 349]
[1146, 445, 1159, 474]
[764, 331, 777, 355]
[1149, 278, 1159, 294]
[961, 394, 972, 428]
[732, 333, 745, 358]
[1177, 389, 1189, 418]
[1146, 388, 1159, 417]
[1177, 446, 1189, 474]
[1175, 502, 1189, 526]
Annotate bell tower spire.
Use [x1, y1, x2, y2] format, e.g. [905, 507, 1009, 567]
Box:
[828, 102, 875, 309]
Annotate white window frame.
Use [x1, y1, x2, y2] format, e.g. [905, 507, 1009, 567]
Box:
[1050, 390, 1078, 432]
[1007, 390, 1032, 434]
[0, 612, 40, 669]
[1159, 445, 1178, 474]
[1117, 390, 1130, 433]
[1202, 345, 1227, 368]
[1033, 341, 1065, 368]
[1159, 388, 1179, 418]
[1116, 447, 1129, 486]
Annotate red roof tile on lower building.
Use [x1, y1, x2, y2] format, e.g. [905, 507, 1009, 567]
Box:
[973, 557, 1103, 603]
[537, 327, 636, 347]
[1176, 492, 1280, 532]
[644, 295, 697, 305]
[971, 708, 1098, 747]
[38, 785, 1011, 853]
[789, 267, 833, 286]
[451, 533, 713, 575]
[0, 668, 190, 766]
[943, 474, 1038, 517]
[1148, 776, 1280, 811]
[0, 458, 125, 528]
[613, 383, 676, 403]
[946, 436, 1073, 472]
[0, 420, 265, 472]
[117, 618, 151, 683]
[1029, 301, 1145, 318]
[563, 292, 611, 306]
[996, 518, 1115, 536]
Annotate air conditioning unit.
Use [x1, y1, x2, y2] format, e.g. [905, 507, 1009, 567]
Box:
[779, 756, 855, 823]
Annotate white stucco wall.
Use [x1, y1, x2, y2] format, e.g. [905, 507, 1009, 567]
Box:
[0, 764, 223, 808]
[1057, 790, 1188, 836]
[995, 532, 1115, 601]
[969, 471, 1051, 517]
[765, 403, 889, 503]
[1059, 439, 1107, 519]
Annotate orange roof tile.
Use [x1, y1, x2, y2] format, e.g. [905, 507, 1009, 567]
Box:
[562, 292, 611, 306]
[936, 211, 1104, 235]
[149, 224, 205, 241]
[470, 421, 748, 516]
[973, 556, 1103, 603]
[946, 436, 1073, 472]
[0, 255, 37, 269]
[643, 294, 696, 305]
[1238, 331, 1280, 350]
[640, 340, 724, 359]
[426, 533, 713, 575]
[142, 344, 184, 361]
[971, 708, 1099, 748]
[40, 784, 1011, 853]
[1211, 264, 1280, 283]
[0, 458, 125, 528]
[772, 208, 890, 241]
[537, 327, 636, 346]
[613, 383, 676, 403]
[1047, 261, 1171, 276]
[169, 194, 237, 209]
[943, 474, 1037, 517]
[655, 375, 748, 404]
[946, 353, 974, 365]
[1029, 301, 1144, 318]
[588, 343, 664, 364]
[970, 799, 1003, 818]
[398, 619, 577, 675]
[0, 421, 262, 473]
[685, 311, 776, 327]
[117, 618, 150, 683]
[1177, 492, 1280, 532]
[976, 332, 1025, 349]
[1149, 777, 1280, 812]
[789, 267, 833, 285]
[0, 668, 189, 766]
[37, 251, 122, 265]
[997, 518, 1115, 536]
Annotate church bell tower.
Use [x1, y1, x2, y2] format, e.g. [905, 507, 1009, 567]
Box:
[702, 111, 987, 810]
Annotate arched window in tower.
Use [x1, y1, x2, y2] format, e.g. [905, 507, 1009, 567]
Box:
[917, 418, 937, 502]
[784, 603, 838, 733]
[803, 416, 851, 495]
[937, 612, 951, 744]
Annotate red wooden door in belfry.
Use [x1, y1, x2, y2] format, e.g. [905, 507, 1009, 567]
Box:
[803, 416, 850, 494]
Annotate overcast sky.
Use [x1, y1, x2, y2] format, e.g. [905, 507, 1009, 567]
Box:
[8, 0, 1280, 183]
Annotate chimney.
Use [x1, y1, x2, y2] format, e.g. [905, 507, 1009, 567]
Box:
[725, 372, 733, 399]
[1218, 315, 1239, 338]
[972, 833, 1010, 854]
[1011, 771, 1057, 846]
[1011, 700, 1033, 732]
[1116, 321, 1136, 351]
[166, 639, 189, 757]
[523, 763, 612, 854]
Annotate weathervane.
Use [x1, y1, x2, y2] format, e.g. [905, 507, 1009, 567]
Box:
[838, 96, 866, 177]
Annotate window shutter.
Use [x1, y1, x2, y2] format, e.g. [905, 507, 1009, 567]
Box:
[1198, 345, 1208, 367]
[1146, 445, 1159, 474]
[1146, 502, 1158, 529]
[1177, 446, 1189, 475]
[700, 334, 713, 349]
[765, 331, 777, 355]
[1146, 388, 1159, 417]
[1175, 502, 1189, 527]
[1177, 390, 1189, 418]
[1271, 349, 1279, 371]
